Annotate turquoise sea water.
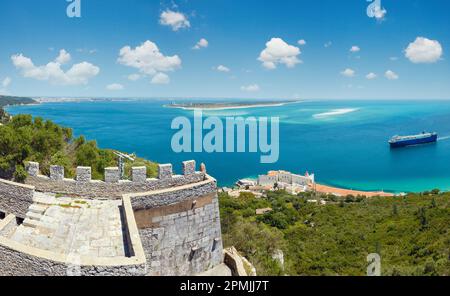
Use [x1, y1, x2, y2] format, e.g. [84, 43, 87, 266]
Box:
[7, 100, 450, 193]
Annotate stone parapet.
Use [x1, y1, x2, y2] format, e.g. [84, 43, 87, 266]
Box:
[25, 161, 204, 199]
[0, 179, 35, 218]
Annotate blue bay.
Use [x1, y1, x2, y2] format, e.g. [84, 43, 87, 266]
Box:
[7, 99, 450, 193]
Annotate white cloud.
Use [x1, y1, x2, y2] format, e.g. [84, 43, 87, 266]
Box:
[258, 38, 301, 69]
[385, 70, 399, 80]
[118, 40, 181, 84]
[151, 72, 170, 84]
[340, 68, 355, 77]
[324, 41, 332, 48]
[77, 48, 98, 55]
[55, 49, 71, 64]
[350, 46, 360, 53]
[366, 72, 377, 80]
[2, 77, 11, 88]
[298, 39, 306, 46]
[193, 38, 209, 50]
[405, 37, 443, 64]
[390, 57, 399, 61]
[11, 50, 100, 85]
[241, 84, 260, 92]
[128, 74, 141, 81]
[159, 10, 190, 31]
[106, 83, 124, 91]
[216, 65, 230, 72]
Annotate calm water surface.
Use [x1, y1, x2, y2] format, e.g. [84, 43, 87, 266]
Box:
[7, 100, 450, 193]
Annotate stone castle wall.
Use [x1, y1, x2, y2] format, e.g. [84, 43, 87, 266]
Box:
[0, 178, 34, 218]
[25, 161, 205, 199]
[0, 160, 224, 276]
[127, 176, 223, 276]
[0, 191, 147, 276]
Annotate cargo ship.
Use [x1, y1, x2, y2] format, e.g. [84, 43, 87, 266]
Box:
[389, 132, 438, 148]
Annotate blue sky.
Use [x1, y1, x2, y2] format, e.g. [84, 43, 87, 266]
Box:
[0, 0, 448, 99]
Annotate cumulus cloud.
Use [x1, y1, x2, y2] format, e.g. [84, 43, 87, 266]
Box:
[216, 65, 230, 72]
[324, 41, 332, 48]
[298, 39, 306, 46]
[159, 10, 190, 31]
[241, 84, 260, 92]
[385, 70, 399, 80]
[118, 40, 181, 84]
[11, 50, 100, 85]
[106, 83, 124, 91]
[405, 37, 443, 64]
[340, 68, 355, 77]
[366, 73, 377, 80]
[128, 74, 141, 81]
[2, 77, 11, 88]
[151, 73, 170, 84]
[258, 38, 301, 69]
[350, 46, 360, 53]
[193, 38, 208, 50]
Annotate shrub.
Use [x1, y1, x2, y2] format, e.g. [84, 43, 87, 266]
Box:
[13, 165, 27, 183]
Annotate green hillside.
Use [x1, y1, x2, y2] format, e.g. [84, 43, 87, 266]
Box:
[220, 190, 450, 276]
[0, 95, 36, 108]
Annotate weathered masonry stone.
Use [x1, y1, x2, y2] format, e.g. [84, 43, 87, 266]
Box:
[132, 167, 147, 183]
[25, 161, 205, 199]
[105, 167, 120, 183]
[183, 161, 196, 176]
[50, 165, 64, 181]
[0, 179, 34, 218]
[128, 177, 223, 276]
[1, 159, 224, 276]
[77, 167, 92, 182]
[158, 164, 172, 180]
[26, 162, 39, 177]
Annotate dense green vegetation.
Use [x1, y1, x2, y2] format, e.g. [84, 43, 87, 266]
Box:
[0, 113, 158, 181]
[220, 190, 450, 276]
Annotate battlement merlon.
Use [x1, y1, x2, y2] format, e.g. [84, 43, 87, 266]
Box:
[24, 161, 208, 199]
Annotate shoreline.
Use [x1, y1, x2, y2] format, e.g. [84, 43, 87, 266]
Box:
[312, 183, 395, 197]
[165, 100, 302, 111]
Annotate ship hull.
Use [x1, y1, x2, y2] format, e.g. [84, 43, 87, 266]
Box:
[389, 134, 438, 148]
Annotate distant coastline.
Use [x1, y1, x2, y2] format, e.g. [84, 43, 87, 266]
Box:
[0, 95, 37, 108]
[165, 100, 301, 111]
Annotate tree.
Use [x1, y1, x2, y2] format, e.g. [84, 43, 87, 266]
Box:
[417, 207, 428, 230]
[392, 204, 398, 216]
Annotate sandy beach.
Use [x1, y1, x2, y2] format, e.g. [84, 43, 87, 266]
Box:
[165, 101, 302, 111]
[313, 183, 394, 197]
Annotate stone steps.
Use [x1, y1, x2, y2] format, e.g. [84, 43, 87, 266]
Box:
[29, 204, 47, 215]
[26, 211, 43, 221]
[22, 218, 58, 231]
[23, 218, 42, 229]
[33, 195, 56, 206]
